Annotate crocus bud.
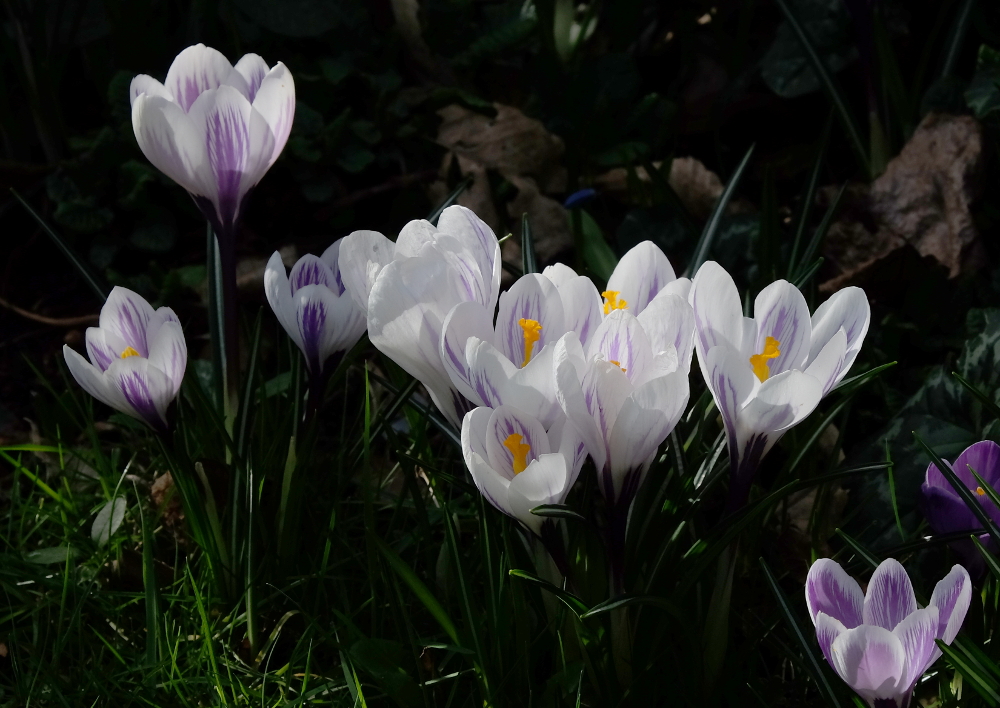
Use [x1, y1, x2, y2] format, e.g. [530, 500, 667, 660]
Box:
[63, 287, 187, 431]
[130, 44, 295, 239]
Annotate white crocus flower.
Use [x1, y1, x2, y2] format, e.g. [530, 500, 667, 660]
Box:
[264, 238, 367, 378]
[461, 404, 587, 535]
[689, 261, 871, 507]
[338, 206, 502, 428]
[441, 271, 597, 428]
[130, 44, 294, 239]
[63, 287, 187, 432]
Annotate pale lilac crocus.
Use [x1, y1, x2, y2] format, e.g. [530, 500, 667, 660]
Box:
[63, 287, 187, 432]
[806, 558, 971, 708]
[689, 261, 870, 508]
[338, 206, 502, 428]
[264, 239, 367, 379]
[130, 44, 295, 240]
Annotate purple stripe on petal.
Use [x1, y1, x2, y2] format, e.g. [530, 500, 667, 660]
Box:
[863, 559, 918, 631]
[806, 559, 864, 628]
[205, 102, 250, 232]
[296, 298, 328, 372]
[117, 369, 165, 430]
[289, 255, 336, 294]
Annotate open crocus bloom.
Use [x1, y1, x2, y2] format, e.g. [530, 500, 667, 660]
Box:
[130, 44, 294, 239]
[338, 206, 501, 428]
[461, 404, 586, 535]
[63, 287, 187, 432]
[441, 271, 599, 428]
[689, 261, 870, 507]
[805, 558, 971, 708]
[264, 239, 367, 377]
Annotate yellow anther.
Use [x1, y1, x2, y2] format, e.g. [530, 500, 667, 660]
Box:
[749, 336, 781, 382]
[120, 346, 140, 359]
[518, 318, 543, 367]
[609, 359, 627, 373]
[977, 487, 987, 496]
[601, 290, 628, 315]
[503, 433, 531, 474]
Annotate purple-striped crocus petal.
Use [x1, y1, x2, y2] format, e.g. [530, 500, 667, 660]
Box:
[863, 559, 918, 631]
[132, 94, 209, 198]
[554, 275, 602, 349]
[289, 254, 337, 294]
[497, 274, 564, 367]
[462, 407, 513, 515]
[554, 333, 606, 471]
[291, 284, 344, 373]
[64, 345, 130, 415]
[805, 558, 865, 628]
[703, 344, 757, 442]
[499, 344, 562, 427]
[85, 327, 126, 373]
[100, 287, 157, 357]
[163, 44, 234, 112]
[105, 357, 174, 430]
[507, 453, 571, 534]
[338, 229, 395, 313]
[815, 612, 847, 667]
[319, 238, 348, 296]
[929, 564, 972, 645]
[252, 62, 295, 167]
[550, 415, 588, 483]
[436, 205, 502, 312]
[542, 263, 579, 287]
[752, 279, 811, 376]
[465, 338, 517, 409]
[830, 625, 906, 704]
[129, 75, 172, 107]
[484, 405, 551, 478]
[234, 54, 269, 102]
[809, 286, 871, 372]
[144, 306, 181, 344]
[441, 301, 496, 405]
[893, 606, 939, 693]
[689, 260, 744, 359]
[579, 363, 633, 490]
[606, 240, 677, 316]
[264, 251, 303, 350]
[146, 320, 187, 397]
[803, 328, 847, 395]
[637, 292, 695, 372]
[588, 310, 653, 385]
[740, 369, 822, 438]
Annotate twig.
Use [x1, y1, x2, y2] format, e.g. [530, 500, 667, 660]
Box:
[0, 294, 98, 327]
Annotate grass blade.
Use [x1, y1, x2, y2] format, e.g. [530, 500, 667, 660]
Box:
[529, 504, 587, 523]
[685, 143, 755, 276]
[427, 175, 474, 224]
[508, 569, 588, 617]
[952, 371, 1000, 424]
[940, 0, 976, 78]
[935, 638, 1000, 706]
[796, 182, 845, 280]
[971, 536, 1000, 582]
[521, 212, 538, 275]
[788, 114, 832, 278]
[834, 528, 880, 570]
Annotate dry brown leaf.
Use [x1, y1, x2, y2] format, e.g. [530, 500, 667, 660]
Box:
[503, 175, 575, 275]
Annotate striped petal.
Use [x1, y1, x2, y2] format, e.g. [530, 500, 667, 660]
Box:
[131, 94, 209, 197]
[863, 559, 918, 631]
[605, 240, 677, 316]
[805, 558, 864, 628]
[234, 54, 269, 102]
[690, 260, 744, 358]
[752, 279, 811, 376]
[164, 44, 234, 112]
[99, 287, 157, 357]
[252, 61, 295, 166]
[105, 357, 174, 430]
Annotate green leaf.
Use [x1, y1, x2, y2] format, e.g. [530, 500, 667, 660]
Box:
[936, 637, 1000, 706]
[521, 212, 538, 275]
[529, 504, 587, 522]
[571, 209, 617, 282]
[508, 569, 588, 617]
[971, 536, 1000, 582]
[24, 546, 80, 564]
[91, 497, 127, 546]
[349, 639, 423, 708]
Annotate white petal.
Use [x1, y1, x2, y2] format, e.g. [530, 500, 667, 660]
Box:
[467, 449, 514, 518]
[464, 338, 519, 408]
[929, 564, 972, 646]
[739, 369, 822, 437]
[501, 344, 562, 427]
[555, 274, 602, 348]
[234, 53, 270, 102]
[803, 328, 848, 396]
[164, 44, 234, 112]
[549, 415, 588, 482]
[484, 405, 551, 478]
[292, 284, 361, 373]
[605, 241, 676, 315]
[85, 327, 125, 373]
[105, 357, 175, 429]
[338, 230, 395, 313]
[132, 94, 209, 196]
[661, 277, 692, 300]
[893, 606, 940, 692]
[829, 625, 906, 702]
[146, 320, 187, 397]
[637, 292, 695, 372]
[703, 344, 757, 438]
[319, 238, 348, 295]
[689, 260, 744, 358]
[436, 205, 502, 312]
[541, 262, 579, 287]
[580, 362, 634, 481]
[129, 75, 172, 107]
[441, 302, 497, 404]
[252, 61, 295, 166]
[395, 219, 438, 258]
[554, 334, 604, 470]
[815, 612, 847, 667]
[64, 345, 129, 415]
[810, 286, 871, 373]
[507, 453, 571, 534]
[752, 280, 812, 376]
[587, 310, 653, 385]
[264, 251, 302, 349]
[496, 274, 565, 367]
[461, 406, 492, 463]
[100, 287, 157, 357]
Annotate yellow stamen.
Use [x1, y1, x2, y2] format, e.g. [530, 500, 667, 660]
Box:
[120, 346, 140, 359]
[749, 336, 781, 382]
[609, 359, 627, 373]
[977, 487, 987, 496]
[518, 318, 542, 367]
[503, 433, 531, 474]
[601, 290, 628, 315]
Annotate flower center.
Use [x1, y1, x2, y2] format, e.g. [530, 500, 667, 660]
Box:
[609, 359, 627, 373]
[601, 290, 628, 315]
[976, 486, 987, 496]
[749, 336, 781, 382]
[120, 346, 141, 359]
[518, 318, 542, 367]
[503, 433, 531, 474]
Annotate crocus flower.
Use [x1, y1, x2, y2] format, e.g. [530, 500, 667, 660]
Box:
[689, 261, 870, 508]
[921, 440, 1000, 569]
[263, 239, 367, 378]
[805, 558, 971, 708]
[63, 287, 187, 432]
[462, 404, 587, 536]
[338, 206, 502, 428]
[130, 44, 295, 239]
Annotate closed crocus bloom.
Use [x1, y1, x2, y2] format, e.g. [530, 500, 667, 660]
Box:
[461, 405, 586, 535]
[338, 206, 502, 428]
[689, 261, 870, 508]
[130, 44, 294, 239]
[63, 288, 187, 432]
[264, 239, 367, 377]
[441, 272, 594, 428]
[805, 558, 971, 708]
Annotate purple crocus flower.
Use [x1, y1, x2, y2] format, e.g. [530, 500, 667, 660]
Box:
[130, 44, 295, 240]
[921, 441, 1000, 556]
[806, 558, 971, 708]
[63, 287, 187, 432]
[263, 240, 367, 377]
